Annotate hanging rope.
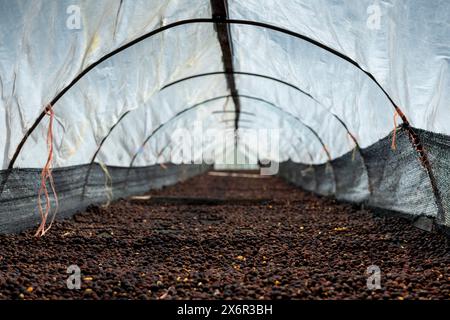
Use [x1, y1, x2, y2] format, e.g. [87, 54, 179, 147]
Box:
[99, 161, 113, 208]
[35, 104, 59, 237]
[351, 146, 357, 161]
[391, 110, 399, 150]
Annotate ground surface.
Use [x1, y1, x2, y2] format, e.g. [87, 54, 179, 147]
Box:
[0, 172, 449, 300]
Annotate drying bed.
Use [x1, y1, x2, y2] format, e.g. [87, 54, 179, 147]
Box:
[0, 173, 449, 300]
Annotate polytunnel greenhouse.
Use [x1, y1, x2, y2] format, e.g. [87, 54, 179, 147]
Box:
[0, 0, 449, 303]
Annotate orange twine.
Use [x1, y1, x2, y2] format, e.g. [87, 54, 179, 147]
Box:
[391, 110, 399, 150]
[347, 133, 357, 161]
[35, 104, 59, 237]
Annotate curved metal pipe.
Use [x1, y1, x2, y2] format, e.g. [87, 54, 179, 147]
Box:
[161, 70, 360, 147]
[158, 122, 316, 169]
[81, 110, 131, 198]
[129, 94, 331, 168]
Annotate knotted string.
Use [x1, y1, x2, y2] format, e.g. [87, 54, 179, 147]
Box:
[35, 104, 59, 237]
[391, 110, 399, 151]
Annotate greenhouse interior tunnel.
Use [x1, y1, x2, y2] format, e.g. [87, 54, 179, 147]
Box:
[0, 0, 449, 300]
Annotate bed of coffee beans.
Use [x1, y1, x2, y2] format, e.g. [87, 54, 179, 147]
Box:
[0, 172, 449, 300]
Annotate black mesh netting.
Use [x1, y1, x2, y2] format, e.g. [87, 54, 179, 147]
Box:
[279, 162, 316, 192]
[417, 129, 450, 227]
[332, 148, 370, 203]
[0, 164, 209, 233]
[279, 128, 449, 228]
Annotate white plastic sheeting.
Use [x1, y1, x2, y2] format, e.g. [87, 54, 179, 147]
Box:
[0, 0, 217, 168]
[0, 0, 449, 170]
[229, 0, 450, 135]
